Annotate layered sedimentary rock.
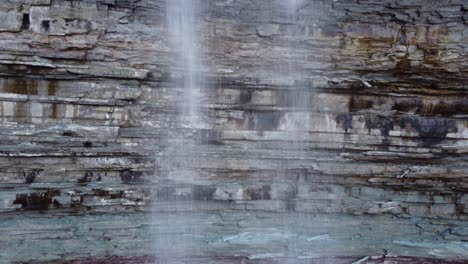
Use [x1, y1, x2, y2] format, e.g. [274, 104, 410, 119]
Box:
[0, 0, 467, 262]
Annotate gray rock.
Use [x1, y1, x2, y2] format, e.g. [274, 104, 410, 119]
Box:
[0, 0, 466, 262]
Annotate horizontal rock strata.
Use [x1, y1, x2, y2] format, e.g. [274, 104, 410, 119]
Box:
[0, 0, 467, 262]
[1, 211, 468, 262]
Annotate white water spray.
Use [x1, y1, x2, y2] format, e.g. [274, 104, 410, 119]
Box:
[154, 1, 205, 263]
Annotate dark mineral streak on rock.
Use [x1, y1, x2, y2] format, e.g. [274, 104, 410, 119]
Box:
[120, 170, 144, 184]
[199, 129, 223, 145]
[0, 0, 467, 262]
[78, 172, 94, 184]
[400, 116, 457, 146]
[336, 113, 353, 133]
[13, 190, 61, 210]
[350, 96, 374, 111]
[240, 111, 283, 131]
[41, 20, 50, 32]
[392, 97, 424, 113]
[21, 14, 30, 30]
[364, 115, 394, 136]
[24, 170, 41, 184]
[239, 89, 253, 104]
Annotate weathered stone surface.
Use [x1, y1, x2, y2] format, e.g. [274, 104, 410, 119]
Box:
[0, 0, 466, 262]
[1, 211, 468, 263]
[0, 11, 22, 32]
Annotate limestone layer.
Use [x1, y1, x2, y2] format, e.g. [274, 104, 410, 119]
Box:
[0, 0, 467, 262]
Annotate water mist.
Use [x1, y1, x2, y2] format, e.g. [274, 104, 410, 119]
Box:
[154, 0, 205, 263]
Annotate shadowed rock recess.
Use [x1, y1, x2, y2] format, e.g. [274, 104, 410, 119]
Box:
[0, 0, 467, 263]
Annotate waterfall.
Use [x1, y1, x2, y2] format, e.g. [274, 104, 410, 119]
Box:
[166, 0, 203, 117]
[155, 0, 329, 262]
[154, 0, 205, 263]
[279, 1, 319, 263]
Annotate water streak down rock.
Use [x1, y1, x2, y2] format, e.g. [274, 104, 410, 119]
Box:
[0, 0, 466, 262]
[155, 0, 206, 262]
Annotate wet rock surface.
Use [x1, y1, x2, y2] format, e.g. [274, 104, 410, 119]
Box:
[0, 0, 466, 262]
[1, 211, 468, 263]
[61, 255, 468, 264]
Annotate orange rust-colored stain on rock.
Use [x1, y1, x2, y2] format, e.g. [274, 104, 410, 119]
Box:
[340, 23, 450, 72]
[421, 47, 449, 68]
[404, 26, 428, 45]
[425, 25, 449, 45]
[207, 24, 244, 55]
[48, 81, 57, 96]
[417, 26, 449, 67]
[349, 94, 467, 117]
[339, 23, 399, 59]
[50, 104, 58, 119]
[15, 102, 29, 122]
[4, 79, 38, 95]
[396, 56, 412, 72]
[417, 97, 468, 116]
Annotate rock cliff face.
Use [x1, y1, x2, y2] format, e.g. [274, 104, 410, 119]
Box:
[0, 0, 467, 262]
